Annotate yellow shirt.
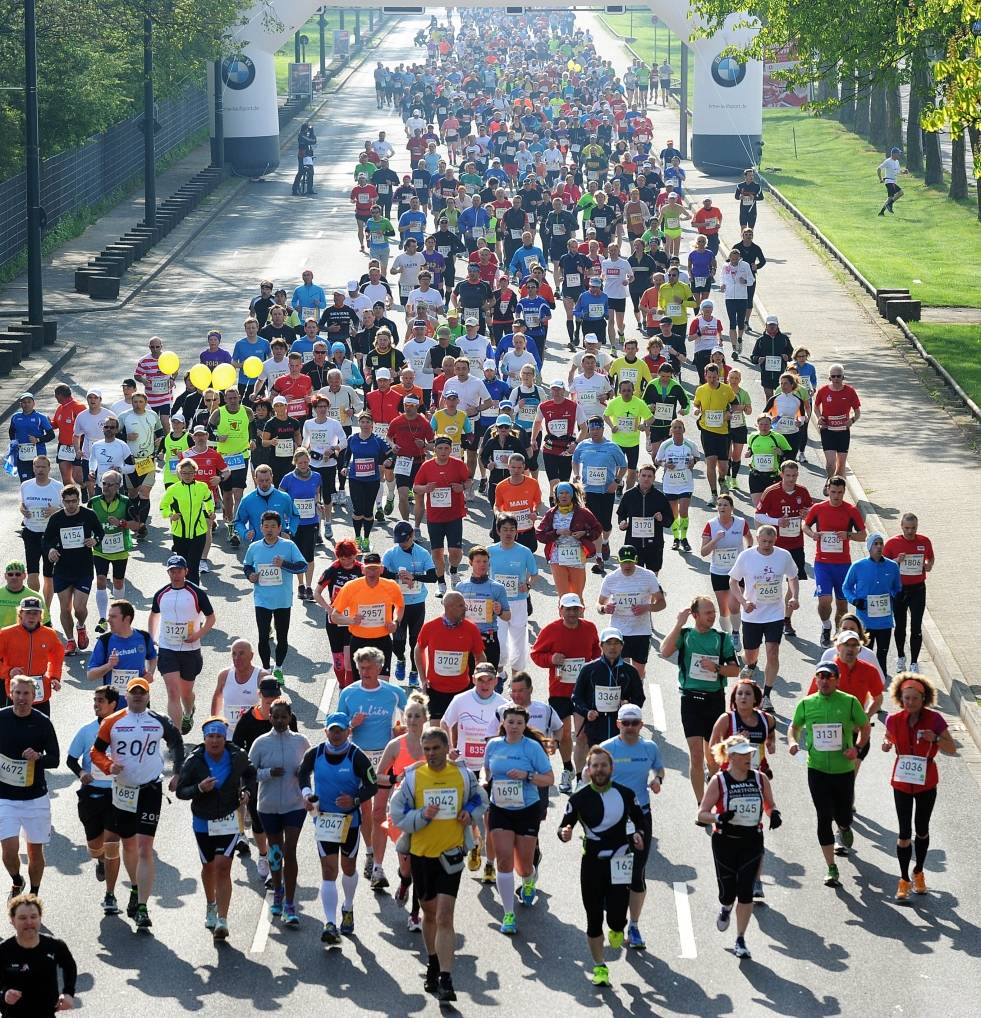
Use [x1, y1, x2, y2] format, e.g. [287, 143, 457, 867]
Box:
[609, 356, 652, 393]
[657, 282, 695, 325]
[694, 382, 736, 435]
[432, 409, 468, 456]
[410, 764, 467, 857]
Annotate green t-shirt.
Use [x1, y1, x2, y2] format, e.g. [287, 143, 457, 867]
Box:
[746, 431, 791, 475]
[677, 627, 736, 693]
[354, 161, 376, 181]
[367, 218, 394, 248]
[791, 690, 868, 774]
[605, 396, 652, 449]
[0, 585, 50, 628]
[90, 495, 133, 561]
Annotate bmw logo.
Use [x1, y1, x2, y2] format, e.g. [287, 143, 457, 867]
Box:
[711, 54, 746, 88]
[222, 55, 256, 91]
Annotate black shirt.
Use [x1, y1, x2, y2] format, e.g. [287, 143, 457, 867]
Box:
[0, 707, 59, 801]
[452, 280, 493, 329]
[259, 323, 298, 345]
[733, 241, 766, 273]
[41, 508, 103, 577]
[317, 304, 361, 342]
[249, 295, 275, 329]
[0, 934, 77, 1015]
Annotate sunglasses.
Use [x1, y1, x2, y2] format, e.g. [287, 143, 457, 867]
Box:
[5, 572, 24, 577]
[619, 719, 642, 727]
[830, 374, 843, 379]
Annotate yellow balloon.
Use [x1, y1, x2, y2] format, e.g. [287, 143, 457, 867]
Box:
[157, 351, 180, 376]
[211, 363, 237, 391]
[188, 364, 213, 391]
[243, 356, 263, 379]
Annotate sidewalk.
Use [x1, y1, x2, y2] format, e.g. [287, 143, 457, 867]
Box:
[587, 13, 981, 714]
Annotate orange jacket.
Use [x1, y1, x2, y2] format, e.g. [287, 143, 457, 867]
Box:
[0, 622, 65, 702]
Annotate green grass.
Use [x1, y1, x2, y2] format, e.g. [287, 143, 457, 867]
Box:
[907, 324, 981, 406]
[274, 13, 346, 94]
[761, 109, 980, 307]
[598, 13, 693, 104]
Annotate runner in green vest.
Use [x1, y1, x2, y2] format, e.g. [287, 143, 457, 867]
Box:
[89, 471, 136, 633]
[210, 389, 253, 547]
[745, 416, 792, 509]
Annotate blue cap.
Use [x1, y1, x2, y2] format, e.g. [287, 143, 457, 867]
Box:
[495, 414, 513, 426]
[330, 342, 346, 354]
[325, 711, 351, 730]
[166, 555, 188, 569]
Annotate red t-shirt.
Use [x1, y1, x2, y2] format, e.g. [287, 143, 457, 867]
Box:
[417, 617, 485, 694]
[431, 373, 456, 404]
[815, 384, 860, 431]
[414, 457, 469, 522]
[757, 482, 814, 550]
[53, 399, 86, 447]
[180, 447, 227, 487]
[366, 388, 404, 425]
[692, 207, 722, 235]
[273, 374, 313, 419]
[885, 707, 947, 793]
[883, 533, 934, 586]
[351, 184, 378, 213]
[386, 413, 434, 459]
[530, 618, 601, 698]
[804, 499, 865, 564]
[808, 657, 883, 706]
[538, 398, 579, 452]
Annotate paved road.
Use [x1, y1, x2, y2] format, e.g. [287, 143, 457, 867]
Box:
[5, 14, 981, 1016]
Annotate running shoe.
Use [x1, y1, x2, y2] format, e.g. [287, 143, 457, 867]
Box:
[362, 850, 374, 880]
[591, 559, 605, 575]
[273, 668, 285, 686]
[761, 694, 773, 712]
[374, 506, 385, 522]
[716, 906, 731, 931]
[270, 888, 284, 917]
[407, 912, 422, 932]
[134, 905, 152, 930]
[437, 978, 457, 1003]
[708, 495, 717, 509]
[912, 871, 928, 895]
[256, 854, 270, 879]
[592, 963, 611, 987]
[95, 858, 106, 882]
[895, 878, 912, 901]
[672, 538, 680, 551]
[76, 626, 89, 650]
[199, 559, 211, 574]
[101, 893, 120, 916]
[680, 538, 692, 553]
[467, 842, 482, 872]
[384, 497, 395, 516]
[519, 877, 536, 907]
[909, 661, 921, 673]
[65, 639, 77, 656]
[408, 672, 420, 689]
[321, 922, 341, 945]
[783, 620, 796, 637]
[608, 928, 625, 950]
[370, 867, 389, 891]
[282, 903, 299, 927]
[478, 478, 487, 494]
[481, 861, 497, 884]
[731, 631, 742, 654]
[340, 908, 354, 934]
[180, 712, 194, 736]
[323, 523, 334, 541]
[235, 840, 251, 858]
[229, 529, 241, 548]
[840, 826, 854, 850]
[205, 903, 218, 930]
[424, 962, 439, 993]
[559, 769, 573, 794]
[395, 659, 406, 682]
[734, 935, 752, 959]
[95, 618, 109, 635]
[896, 656, 907, 672]
[753, 879, 765, 901]
[395, 877, 411, 905]
[500, 911, 517, 935]
[436, 580, 446, 598]
[819, 627, 832, 648]
[825, 864, 841, 887]
[627, 923, 646, 949]
[126, 887, 138, 918]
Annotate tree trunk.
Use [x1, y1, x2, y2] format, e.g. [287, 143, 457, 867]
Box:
[816, 74, 837, 111]
[923, 127, 943, 186]
[949, 131, 968, 200]
[906, 85, 923, 173]
[869, 83, 887, 147]
[838, 65, 857, 127]
[886, 85, 903, 150]
[854, 70, 871, 137]
[969, 126, 981, 222]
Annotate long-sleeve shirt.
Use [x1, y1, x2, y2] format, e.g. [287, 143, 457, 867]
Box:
[0, 934, 77, 1015]
[572, 656, 646, 745]
[0, 707, 58, 801]
[234, 487, 299, 542]
[248, 728, 310, 814]
[842, 557, 903, 630]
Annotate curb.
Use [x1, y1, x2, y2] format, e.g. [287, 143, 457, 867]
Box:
[759, 175, 981, 426]
[0, 342, 77, 426]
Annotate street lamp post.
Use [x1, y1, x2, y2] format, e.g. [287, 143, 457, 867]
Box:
[319, 8, 327, 76]
[143, 6, 156, 228]
[24, 0, 43, 325]
[211, 59, 224, 171]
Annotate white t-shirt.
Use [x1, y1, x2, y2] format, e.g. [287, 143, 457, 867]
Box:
[407, 288, 445, 320]
[391, 253, 426, 293]
[89, 439, 134, 483]
[501, 350, 538, 384]
[728, 547, 797, 625]
[877, 157, 900, 183]
[488, 698, 562, 739]
[703, 516, 750, 575]
[442, 688, 506, 770]
[572, 349, 614, 374]
[449, 376, 491, 416]
[570, 372, 612, 411]
[402, 338, 439, 388]
[73, 407, 114, 457]
[601, 257, 633, 300]
[360, 282, 391, 307]
[457, 335, 494, 374]
[20, 478, 64, 534]
[599, 566, 662, 637]
[655, 439, 698, 495]
[259, 357, 290, 389]
[117, 408, 160, 460]
[302, 418, 348, 463]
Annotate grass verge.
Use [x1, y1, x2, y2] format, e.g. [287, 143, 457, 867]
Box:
[274, 13, 345, 94]
[761, 109, 980, 308]
[907, 323, 981, 406]
[597, 13, 693, 104]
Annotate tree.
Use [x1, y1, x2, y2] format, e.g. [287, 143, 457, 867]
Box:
[854, 69, 871, 136]
[949, 131, 968, 199]
[886, 85, 903, 150]
[838, 65, 857, 127]
[923, 127, 944, 186]
[869, 83, 887, 147]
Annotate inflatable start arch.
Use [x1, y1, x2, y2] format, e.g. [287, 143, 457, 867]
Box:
[212, 2, 761, 177]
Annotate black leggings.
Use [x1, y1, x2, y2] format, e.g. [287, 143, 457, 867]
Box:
[349, 479, 381, 519]
[255, 606, 291, 669]
[173, 533, 207, 585]
[866, 628, 892, 675]
[712, 831, 764, 905]
[894, 583, 926, 662]
[894, 787, 937, 841]
[807, 768, 855, 846]
[580, 853, 629, 939]
[393, 601, 426, 661]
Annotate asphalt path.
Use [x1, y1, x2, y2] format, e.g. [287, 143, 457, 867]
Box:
[4, 14, 980, 1016]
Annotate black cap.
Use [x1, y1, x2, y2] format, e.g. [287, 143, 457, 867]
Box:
[814, 662, 840, 678]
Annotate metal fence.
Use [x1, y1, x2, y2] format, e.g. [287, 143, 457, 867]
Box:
[0, 87, 208, 273]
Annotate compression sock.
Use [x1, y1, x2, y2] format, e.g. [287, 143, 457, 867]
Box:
[897, 843, 912, 881]
[496, 870, 515, 910]
[385, 479, 396, 499]
[680, 517, 690, 538]
[720, 616, 732, 633]
[96, 587, 109, 619]
[363, 521, 374, 539]
[320, 879, 338, 924]
[671, 517, 680, 538]
[353, 519, 363, 538]
[731, 609, 741, 632]
[341, 872, 359, 910]
[913, 836, 930, 873]
[730, 462, 741, 478]
[566, 320, 575, 341]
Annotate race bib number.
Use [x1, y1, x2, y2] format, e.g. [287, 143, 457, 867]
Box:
[713, 546, 738, 570]
[208, 812, 241, 836]
[150, 376, 171, 394]
[108, 668, 139, 693]
[57, 444, 76, 462]
[394, 455, 414, 476]
[112, 779, 139, 813]
[464, 597, 492, 625]
[666, 302, 682, 317]
[704, 411, 724, 428]
[594, 685, 622, 713]
[492, 450, 511, 470]
[666, 468, 690, 486]
[496, 574, 521, 598]
[471, 227, 486, 239]
[434, 650, 465, 676]
[811, 723, 843, 752]
[588, 303, 605, 318]
[294, 498, 316, 519]
[552, 224, 566, 236]
[29, 507, 49, 523]
[376, 183, 390, 194]
[689, 655, 720, 683]
[513, 509, 532, 532]
[430, 487, 452, 508]
[352, 458, 376, 479]
[730, 796, 762, 827]
[60, 526, 85, 549]
[565, 273, 581, 288]
[774, 416, 798, 434]
[225, 453, 246, 469]
[372, 422, 390, 441]
[554, 543, 583, 566]
[899, 554, 924, 577]
[756, 580, 781, 603]
[729, 410, 745, 429]
[631, 517, 656, 539]
[0, 753, 34, 788]
[257, 564, 282, 587]
[101, 531, 125, 555]
[313, 812, 353, 843]
[524, 312, 540, 328]
[764, 356, 782, 373]
[820, 533, 843, 554]
[275, 438, 294, 458]
[653, 402, 674, 423]
[423, 788, 459, 820]
[360, 603, 386, 627]
[616, 416, 636, 433]
[778, 517, 801, 538]
[135, 456, 155, 477]
[558, 657, 585, 685]
[610, 852, 634, 885]
[742, 195, 754, 206]
[510, 229, 523, 240]
[585, 466, 608, 487]
[895, 755, 927, 786]
[548, 418, 568, 438]
[694, 276, 707, 288]
[752, 453, 775, 473]
[866, 593, 891, 618]
[163, 620, 192, 643]
[17, 444, 36, 462]
[593, 217, 607, 229]
[463, 741, 486, 766]
[224, 703, 250, 727]
[26, 675, 45, 701]
[492, 779, 524, 808]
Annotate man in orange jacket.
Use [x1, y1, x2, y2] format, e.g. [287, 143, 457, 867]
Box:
[0, 596, 64, 715]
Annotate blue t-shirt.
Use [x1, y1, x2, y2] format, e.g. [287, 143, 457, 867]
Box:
[382, 543, 435, 606]
[232, 338, 272, 384]
[68, 719, 112, 789]
[191, 749, 232, 833]
[279, 470, 322, 526]
[398, 210, 427, 247]
[243, 537, 307, 609]
[600, 734, 663, 809]
[488, 542, 539, 598]
[572, 440, 628, 492]
[346, 434, 392, 483]
[688, 249, 715, 282]
[484, 736, 550, 809]
[479, 379, 513, 424]
[454, 577, 511, 633]
[338, 681, 409, 753]
[88, 630, 156, 709]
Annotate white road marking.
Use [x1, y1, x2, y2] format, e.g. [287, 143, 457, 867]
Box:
[647, 682, 666, 733]
[316, 231, 324, 239]
[673, 881, 697, 959]
[317, 677, 337, 721]
[249, 894, 271, 954]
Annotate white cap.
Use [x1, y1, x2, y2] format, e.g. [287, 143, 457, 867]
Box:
[347, 279, 359, 291]
[765, 315, 779, 325]
[483, 359, 497, 371]
[727, 741, 756, 755]
[86, 388, 102, 398]
[617, 704, 643, 721]
[375, 368, 392, 380]
[599, 627, 624, 643]
[171, 413, 185, 423]
[558, 593, 584, 609]
[464, 316, 479, 326]
[835, 630, 862, 644]
[272, 395, 288, 405]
